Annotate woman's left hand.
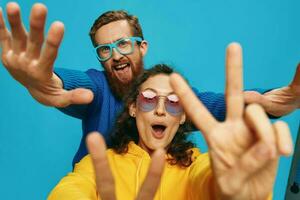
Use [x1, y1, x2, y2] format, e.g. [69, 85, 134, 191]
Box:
[86, 132, 165, 200]
[171, 43, 293, 200]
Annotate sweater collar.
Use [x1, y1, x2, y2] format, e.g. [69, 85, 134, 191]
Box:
[127, 141, 151, 159]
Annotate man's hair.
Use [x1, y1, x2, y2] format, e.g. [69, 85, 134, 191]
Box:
[109, 64, 195, 168]
[89, 10, 144, 46]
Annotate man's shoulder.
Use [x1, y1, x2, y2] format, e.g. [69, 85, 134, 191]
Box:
[85, 68, 108, 83]
[86, 68, 105, 76]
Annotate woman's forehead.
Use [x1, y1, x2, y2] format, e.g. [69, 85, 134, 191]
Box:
[140, 74, 173, 94]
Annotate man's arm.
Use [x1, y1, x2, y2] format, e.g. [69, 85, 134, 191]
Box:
[0, 2, 93, 108]
[54, 68, 98, 119]
[192, 63, 300, 122]
[244, 63, 300, 117]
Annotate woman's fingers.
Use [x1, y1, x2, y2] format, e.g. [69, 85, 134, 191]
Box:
[136, 149, 165, 200]
[170, 73, 218, 136]
[225, 43, 244, 120]
[86, 132, 116, 200]
[273, 121, 293, 156]
[245, 104, 276, 158]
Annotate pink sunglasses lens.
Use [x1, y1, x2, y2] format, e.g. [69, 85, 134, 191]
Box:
[165, 95, 183, 116]
[137, 91, 157, 112]
[137, 91, 183, 116]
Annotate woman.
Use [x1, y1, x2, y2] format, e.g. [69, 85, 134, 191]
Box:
[49, 62, 292, 200]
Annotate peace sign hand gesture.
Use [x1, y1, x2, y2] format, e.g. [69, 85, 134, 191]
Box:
[87, 132, 165, 200]
[171, 43, 293, 200]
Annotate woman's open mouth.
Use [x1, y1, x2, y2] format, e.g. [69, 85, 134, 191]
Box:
[151, 124, 166, 139]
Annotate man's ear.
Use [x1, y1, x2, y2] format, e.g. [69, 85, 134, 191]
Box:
[180, 113, 186, 125]
[129, 103, 137, 117]
[139, 40, 148, 57]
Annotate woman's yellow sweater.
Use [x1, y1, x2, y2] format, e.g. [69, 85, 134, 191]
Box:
[48, 142, 217, 200]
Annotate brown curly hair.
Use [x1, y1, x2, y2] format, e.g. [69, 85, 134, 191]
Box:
[109, 64, 195, 168]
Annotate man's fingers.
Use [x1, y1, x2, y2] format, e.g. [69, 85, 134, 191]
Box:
[245, 104, 276, 157]
[6, 2, 27, 54]
[86, 132, 116, 200]
[39, 21, 64, 74]
[68, 88, 94, 105]
[170, 73, 218, 135]
[136, 148, 165, 200]
[0, 7, 12, 54]
[225, 42, 244, 120]
[26, 3, 47, 59]
[43, 88, 93, 108]
[273, 121, 293, 156]
[291, 63, 300, 87]
[243, 91, 263, 105]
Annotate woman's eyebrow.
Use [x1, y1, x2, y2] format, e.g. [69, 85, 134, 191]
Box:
[142, 88, 175, 96]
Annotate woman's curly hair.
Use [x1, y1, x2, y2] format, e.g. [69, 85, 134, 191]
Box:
[109, 64, 195, 167]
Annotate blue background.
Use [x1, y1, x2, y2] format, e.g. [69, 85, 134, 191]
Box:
[0, 0, 299, 199]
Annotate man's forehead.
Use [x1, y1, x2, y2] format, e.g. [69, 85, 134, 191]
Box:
[95, 20, 133, 44]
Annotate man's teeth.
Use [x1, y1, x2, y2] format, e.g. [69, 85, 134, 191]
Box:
[115, 63, 128, 70]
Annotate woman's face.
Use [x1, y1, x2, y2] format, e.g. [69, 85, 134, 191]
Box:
[129, 74, 186, 153]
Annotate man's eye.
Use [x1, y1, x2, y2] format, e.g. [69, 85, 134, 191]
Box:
[101, 46, 110, 53]
[118, 40, 130, 48]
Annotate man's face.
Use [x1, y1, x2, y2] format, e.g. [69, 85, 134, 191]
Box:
[94, 20, 148, 98]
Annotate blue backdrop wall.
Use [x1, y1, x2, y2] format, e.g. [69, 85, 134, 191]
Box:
[0, 0, 299, 199]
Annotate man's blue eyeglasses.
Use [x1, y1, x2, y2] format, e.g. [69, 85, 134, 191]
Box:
[94, 36, 142, 62]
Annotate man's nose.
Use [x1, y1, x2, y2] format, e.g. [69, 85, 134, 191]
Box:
[111, 48, 123, 60]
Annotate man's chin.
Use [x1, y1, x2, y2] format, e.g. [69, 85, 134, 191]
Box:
[117, 77, 132, 85]
[108, 77, 132, 100]
[107, 63, 143, 99]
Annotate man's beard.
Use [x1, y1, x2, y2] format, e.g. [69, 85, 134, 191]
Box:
[106, 60, 144, 100]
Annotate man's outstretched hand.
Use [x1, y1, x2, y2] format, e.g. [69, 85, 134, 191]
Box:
[0, 2, 93, 107]
[244, 64, 300, 117]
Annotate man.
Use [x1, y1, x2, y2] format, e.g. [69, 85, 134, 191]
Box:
[0, 2, 299, 166]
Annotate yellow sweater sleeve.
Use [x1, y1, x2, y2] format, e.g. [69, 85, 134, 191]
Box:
[48, 155, 99, 200]
[188, 153, 216, 200]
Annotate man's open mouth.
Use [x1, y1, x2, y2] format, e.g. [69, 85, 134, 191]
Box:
[112, 62, 132, 83]
[113, 63, 130, 71]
